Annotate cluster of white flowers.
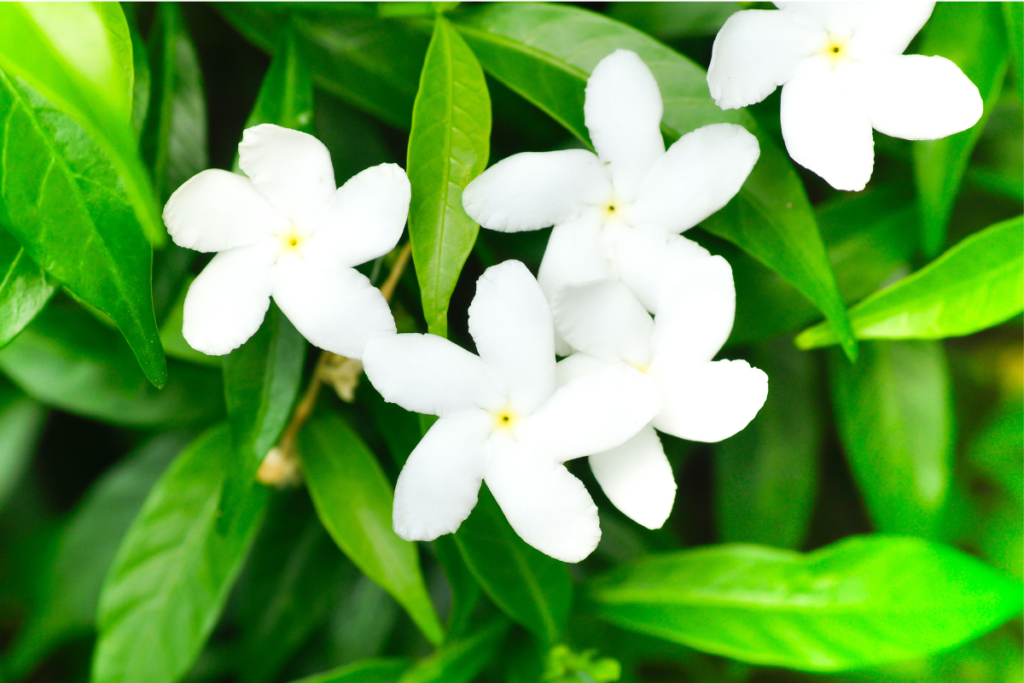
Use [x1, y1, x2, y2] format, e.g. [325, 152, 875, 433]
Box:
[164, 3, 981, 563]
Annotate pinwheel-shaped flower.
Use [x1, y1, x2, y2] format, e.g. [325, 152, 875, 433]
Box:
[462, 49, 759, 323]
[707, 1, 982, 191]
[164, 124, 409, 358]
[552, 257, 768, 530]
[362, 260, 661, 562]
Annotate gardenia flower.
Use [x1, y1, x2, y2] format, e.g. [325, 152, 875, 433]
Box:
[707, 1, 982, 191]
[552, 256, 768, 530]
[462, 50, 760, 329]
[164, 124, 408, 358]
[362, 260, 662, 562]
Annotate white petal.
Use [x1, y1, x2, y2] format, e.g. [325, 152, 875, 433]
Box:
[552, 279, 653, 366]
[852, 55, 982, 141]
[485, 435, 600, 563]
[707, 9, 825, 109]
[653, 359, 768, 443]
[163, 170, 288, 252]
[584, 50, 665, 200]
[393, 412, 491, 541]
[606, 225, 710, 313]
[589, 425, 676, 530]
[776, 3, 854, 34]
[308, 163, 411, 268]
[462, 150, 611, 232]
[239, 124, 336, 226]
[519, 364, 661, 462]
[630, 123, 760, 233]
[651, 255, 736, 369]
[780, 59, 874, 191]
[362, 333, 502, 417]
[182, 239, 279, 355]
[847, 2, 935, 58]
[537, 212, 614, 301]
[272, 255, 395, 359]
[468, 261, 555, 415]
[555, 353, 612, 388]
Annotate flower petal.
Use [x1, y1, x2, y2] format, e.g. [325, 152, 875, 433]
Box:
[589, 425, 676, 530]
[555, 353, 611, 387]
[519, 363, 661, 462]
[630, 123, 759, 233]
[182, 239, 279, 355]
[651, 255, 736, 369]
[653, 359, 768, 443]
[485, 435, 600, 563]
[708, 9, 825, 109]
[462, 150, 611, 232]
[362, 333, 502, 417]
[780, 59, 874, 191]
[847, 1, 935, 58]
[775, 3, 854, 34]
[393, 412, 491, 541]
[552, 279, 653, 366]
[584, 50, 665, 200]
[273, 255, 395, 359]
[537, 212, 614, 299]
[852, 55, 982, 141]
[163, 170, 288, 252]
[606, 225, 710, 313]
[238, 124, 336, 226]
[309, 163, 411, 268]
[468, 260, 555, 414]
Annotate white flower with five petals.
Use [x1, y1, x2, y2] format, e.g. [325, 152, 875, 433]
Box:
[552, 256, 768, 530]
[462, 50, 760, 333]
[707, 1, 982, 191]
[362, 260, 662, 563]
[164, 124, 409, 358]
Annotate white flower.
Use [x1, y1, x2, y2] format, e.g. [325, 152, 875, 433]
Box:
[361, 260, 662, 563]
[462, 50, 760, 330]
[163, 124, 409, 358]
[707, 1, 982, 191]
[552, 257, 768, 530]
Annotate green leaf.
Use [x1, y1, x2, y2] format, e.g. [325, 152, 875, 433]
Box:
[714, 339, 821, 549]
[827, 341, 953, 538]
[3, 432, 187, 679]
[0, 69, 167, 387]
[399, 617, 508, 683]
[0, 381, 44, 510]
[584, 536, 1023, 671]
[0, 228, 56, 350]
[450, 2, 855, 359]
[122, 4, 150, 137]
[608, 2, 740, 40]
[299, 410, 444, 645]
[407, 16, 490, 337]
[291, 659, 411, 683]
[0, 299, 223, 427]
[1005, 2, 1024, 102]
[797, 216, 1023, 348]
[246, 25, 315, 133]
[454, 486, 572, 644]
[914, 2, 1009, 256]
[93, 424, 269, 683]
[434, 535, 481, 637]
[0, 3, 165, 246]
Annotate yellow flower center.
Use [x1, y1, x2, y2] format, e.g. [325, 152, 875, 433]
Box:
[821, 35, 850, 68]
[279, 225, 305, 255]
[493, 407, 519, 432]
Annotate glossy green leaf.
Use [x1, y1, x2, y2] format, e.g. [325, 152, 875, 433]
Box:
[93, 424, 269, 683]
[0, 380, 44, 510]
[123, 4, 150, 137]
[1005, 2, 1023, 102]
[827, 341, 953, 538]
[434, 535, 481, 637]
[450, 2, 855, 359]
[914, 3, 1008, 256]
[584, 536, 1023, 671]
[3, 432, 187, 679]
[407, 16, 490, 337]
[798, 216, 1023, 348]
[608, 2, 740, 39]
[0, 228, 56, 350]
[399, 617, 508, 683]
[0, 300, 223, 427]
[715, 339, 821, 549]
[0, 3, 165, 245]
[217, 4, 429, 129]
[454, 486, 572, 644]
[245, 25, 315, 133]
[299, 411, 444, 645]
[292, 659, 411, 683]
[0, 69, 167, 387]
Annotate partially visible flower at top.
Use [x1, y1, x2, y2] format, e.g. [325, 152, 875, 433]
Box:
[163, 124, 409, 358]
[462, 50, 760, 340]
[362, 260, 662, 563]
[552, 257, 768, 530]
[707, 1, 982, 191]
